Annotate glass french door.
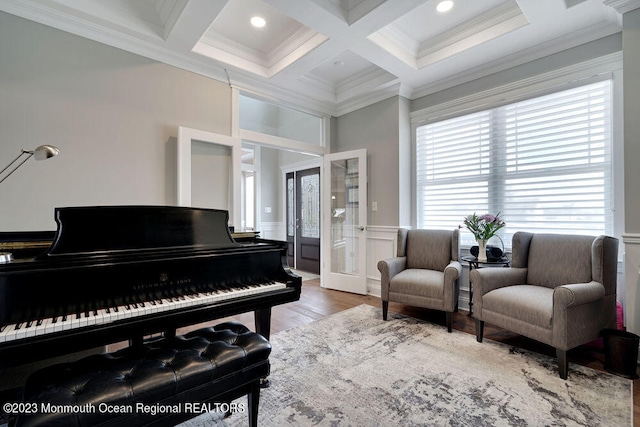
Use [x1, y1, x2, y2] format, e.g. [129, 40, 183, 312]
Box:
[296, 168, 321, 274]
[321, 149, 367, 294]
[285, 168, 321, 274]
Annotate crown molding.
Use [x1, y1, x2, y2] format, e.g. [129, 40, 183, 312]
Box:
[335, 82, 402, 117]
[417, 0, 527, 62]
[368, 0, 528, 71]
[367, 24, 419, 70]
[196, 26, 328, 78]
[410, 51, 622, 123]
[603, 0, 640, 15]
[410, 20, 620, 101]
[0, 0, 629, 122]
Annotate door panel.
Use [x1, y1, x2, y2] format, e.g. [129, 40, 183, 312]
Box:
[322, 150, 367, 294]
[285, 172, 295, 268]
[295, 167, 320, 274]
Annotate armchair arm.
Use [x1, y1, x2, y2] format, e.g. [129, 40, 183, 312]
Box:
[444, 260, 462, 310]
[444, 260, 462, 284]
[553, 281, 606, 349]
[553, 281, 605, 308]
[377, 257, 406, 300]
[469, 267, 528, 296]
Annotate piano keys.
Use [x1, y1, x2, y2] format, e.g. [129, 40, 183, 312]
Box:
[0, 206, 301, 369]
[0, 281, 287, 343]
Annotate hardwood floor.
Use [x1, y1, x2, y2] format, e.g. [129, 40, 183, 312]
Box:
[199, 279, 639, 426]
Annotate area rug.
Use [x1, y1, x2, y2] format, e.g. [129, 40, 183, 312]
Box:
[182, 304, 632, 426]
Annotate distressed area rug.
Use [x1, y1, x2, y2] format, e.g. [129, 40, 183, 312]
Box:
[184, 304, 632, 427]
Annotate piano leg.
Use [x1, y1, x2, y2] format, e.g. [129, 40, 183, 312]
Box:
[254, 308, 271, 340]
[254, 308, 271, 388]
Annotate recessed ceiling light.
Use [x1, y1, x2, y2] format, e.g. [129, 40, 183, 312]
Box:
[436, 1, 454, 13]
[250, 16, 266, 28]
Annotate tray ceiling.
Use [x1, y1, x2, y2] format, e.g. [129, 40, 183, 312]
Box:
[0, 0, 638, 115]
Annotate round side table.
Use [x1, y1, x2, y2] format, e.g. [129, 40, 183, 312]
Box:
[461, 255, 510, 316]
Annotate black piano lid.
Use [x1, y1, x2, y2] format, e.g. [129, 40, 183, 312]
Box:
[46, 205, 242, 257]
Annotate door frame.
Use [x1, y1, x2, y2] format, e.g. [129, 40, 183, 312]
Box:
[321, 149, 367, 294]
[294, 167, 321, 274]
[177, 126, 242, 227]
[281, 158, 322, 270]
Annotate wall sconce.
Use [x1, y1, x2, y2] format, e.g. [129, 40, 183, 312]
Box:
[0, 145, 60, 263]
[0, 145, 60, 184]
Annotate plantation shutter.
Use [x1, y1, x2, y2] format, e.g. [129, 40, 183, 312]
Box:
[416, 80, 612, 246]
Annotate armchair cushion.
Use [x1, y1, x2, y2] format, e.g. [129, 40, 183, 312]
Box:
[483, 285, 553, 329]
[526, 234, 594, 288]
[390, 269, 446, 300]
[405, 229, 455, 271]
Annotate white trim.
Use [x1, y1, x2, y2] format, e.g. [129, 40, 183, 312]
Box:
[366, 225, 404, 232]
[410, 52, 622, 125]
[231, 88, 240, 138]
[604, 0, 640, 15]
[177, 126, 242, 227]
[280, 158, 322, 175]
[239, 129, 328, 156]
[623, 233, 640, 245]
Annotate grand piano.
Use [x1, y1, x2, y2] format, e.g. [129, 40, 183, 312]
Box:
[0, 205, 302, 369]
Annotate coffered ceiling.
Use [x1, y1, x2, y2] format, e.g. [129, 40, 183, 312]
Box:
[1, 0, 638, 116]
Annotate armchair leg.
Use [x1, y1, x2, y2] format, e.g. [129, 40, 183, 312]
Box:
[475, 319, 484, 342]
[445, 312, 452, 333]
[556, 348, 568, 380]
[382, 301, 389, 320]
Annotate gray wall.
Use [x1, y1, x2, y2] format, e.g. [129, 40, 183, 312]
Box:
[260, 147, 281, 223]
[191, 142, 232, 210]
[624, 10, 640, 233]
[333, 96, 407, 227]
[0, 12, 231, 231]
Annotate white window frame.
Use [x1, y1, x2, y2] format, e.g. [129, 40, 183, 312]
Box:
[410, 53, 624, 249]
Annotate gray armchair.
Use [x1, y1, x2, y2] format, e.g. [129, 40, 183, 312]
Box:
[471, 232, 618, 379]
[377, 228, 461, 332]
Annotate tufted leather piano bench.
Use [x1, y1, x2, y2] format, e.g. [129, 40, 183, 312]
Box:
[11, 321, 270, 427]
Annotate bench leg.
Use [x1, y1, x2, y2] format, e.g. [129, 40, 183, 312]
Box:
[248, 380, 261, 427]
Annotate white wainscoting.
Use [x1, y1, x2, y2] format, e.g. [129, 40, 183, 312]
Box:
[623, 234, 640, 335]
[259, 222, 285, 241]
[366, 226, 399, 297]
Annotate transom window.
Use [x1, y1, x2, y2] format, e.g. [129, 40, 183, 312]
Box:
[416, 80, 613, 247]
